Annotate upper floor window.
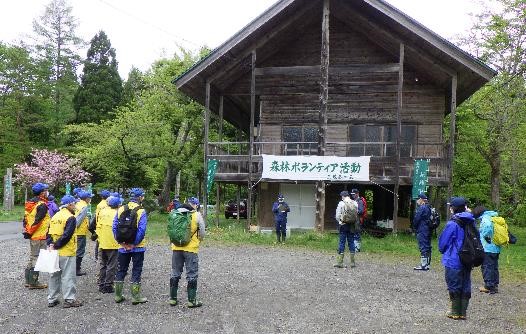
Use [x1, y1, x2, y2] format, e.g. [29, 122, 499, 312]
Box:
[282, 126, 317, 155]
[349, 124, 416, 157]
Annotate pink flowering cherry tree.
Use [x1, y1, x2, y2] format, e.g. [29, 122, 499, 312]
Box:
[14, 149, 91, 189]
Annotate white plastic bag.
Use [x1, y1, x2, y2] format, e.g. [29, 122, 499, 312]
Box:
[34, 249, 61, 273]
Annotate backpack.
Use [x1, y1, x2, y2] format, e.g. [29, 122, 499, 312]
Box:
[428, 207, 441, 230]
[490, 216, 509, 246]
[167, 210, 197, 247]
[341, 199, 358, 224]
[115, 204, 142, 244]
[454, 218, 485, 268]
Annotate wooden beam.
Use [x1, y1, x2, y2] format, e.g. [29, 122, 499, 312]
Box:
[315, 0, 330, 233]
[203, 80, 211, 220]
[393, 43, 404, 233]
[255, 64, 400, 76]
[447, 74, 457, 219]
[247, 50, 256, 228]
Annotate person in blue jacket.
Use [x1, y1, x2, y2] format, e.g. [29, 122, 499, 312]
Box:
[46, 195, 60, 217]
[412, 193, 432, 271]
[438, 197, 475, 320]
[471, 206, 501, 294]
[272, 194, 290, 244]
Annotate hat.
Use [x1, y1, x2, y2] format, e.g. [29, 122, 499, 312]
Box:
[78, 190, 94, 200]
[107, 196, 121, 208]
[340, 190, 349, 197]
[188, 197, 200, 206]
[99, 189, 111, 199]
[60, 195, 78, 205]
[48, 194, 55, 201]
[72, 187, 82, 196]
[110, 192, 121, 198]
[277, 193, 284, 199]
[351, 188, 359, 194]
[32, 183, 49, 196]
[418, 193, 428, 200]
[449, 197, 467, 208]
[129, 188, 145, 198]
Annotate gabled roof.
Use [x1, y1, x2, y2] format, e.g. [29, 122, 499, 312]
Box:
[174, 0, 496, 128]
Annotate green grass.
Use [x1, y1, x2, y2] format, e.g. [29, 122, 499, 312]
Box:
[0, 205, 24, 222]
[141, 211, 526, 283]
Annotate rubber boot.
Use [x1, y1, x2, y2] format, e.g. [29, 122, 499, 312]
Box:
[114, 281, 125, 303]
[350, 252, 356, 268]
[24, 268, 31, 287]
[76, 257, 86, 276]
[275, 232, 281, 244]
[354, 239, 361, 252]
[413, 256, 429, 271]
[446, 292, 461, 320]
[186, 280, 202, 308]
[281, 231, 286, 244]
[131, 282, 148, 305]
[28, 268, 47, 289]
[333, 253, 344, 268]
[169, 277, 179, 306]
[459, 294, 470, 320]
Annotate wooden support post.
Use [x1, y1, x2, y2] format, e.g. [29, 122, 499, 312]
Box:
[216, 96, 223, 227]
[393, 43, 404, 233]
[315, 0, 330, 232]
[237, 184, 241, 223]
[247, 50, 256, 228]
[203, 80, 211, 220]
[447, 75, 457, 219]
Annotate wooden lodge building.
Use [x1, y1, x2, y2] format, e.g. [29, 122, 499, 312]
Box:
[174, 0, 495, 232]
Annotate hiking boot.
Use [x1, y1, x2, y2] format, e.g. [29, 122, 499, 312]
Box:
[169, 277, 179, 306]
[446, 293, 461, 320]
[333, 253, 344, 268]
[187, 280, 202, 308]
[28, 269, 47, 289]
[131, 283, 148, 305]
[48, 300, 60, 308]
[479, 286, 490, 293]
[63, 299, 83, 308]
[350, 252, 356, 268]
[114, 281, 125, 303]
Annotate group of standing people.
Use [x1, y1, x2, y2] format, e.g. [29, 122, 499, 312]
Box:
[22, 183, 206, 309]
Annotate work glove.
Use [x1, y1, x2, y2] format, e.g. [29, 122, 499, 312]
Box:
[22, 232, 31, 239]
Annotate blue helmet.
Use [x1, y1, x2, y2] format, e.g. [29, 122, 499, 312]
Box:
[129, 188, 145, 198]
[60, 195, 78, 206]
[72, 187, 82, 196]
[107, 196, 121, 208]
[188, 197, 200, 206]
[110, 192, 121, 198]
[99, 189, 111, 199]
[32, 183, 49, 196]
[78, 190, 94, 200]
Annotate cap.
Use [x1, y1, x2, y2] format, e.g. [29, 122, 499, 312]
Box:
[188, 197, 200, 206]
[418, 193, 428, 200]
[277, 193, 284, 199]
[107, 196, 121, 208]
[72, 187, 82, 196]
[99, 189, 111, 199]
[449, 197, 467, 208]
[351, 188, 359, 194]
[60, 195, 78, 205]
[129, 188, 145, 198]
[31, 183, 49, 195]
[340, 190, 349, 197]
[78, 190, 94, 200]
[110, 192, 121, 198]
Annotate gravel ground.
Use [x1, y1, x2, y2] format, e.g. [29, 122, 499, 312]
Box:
[0, 238, 525, 334]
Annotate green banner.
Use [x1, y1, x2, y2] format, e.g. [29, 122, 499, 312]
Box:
[412, 159, 429, 199]
[206, 159, 218, 194]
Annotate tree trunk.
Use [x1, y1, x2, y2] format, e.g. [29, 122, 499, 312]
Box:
[490, 156, 500, 209]
[158, 161, 176, 209]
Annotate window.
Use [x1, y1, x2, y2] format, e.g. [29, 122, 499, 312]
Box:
[349, 124, 416, 157]
[283, 126, 318, 155]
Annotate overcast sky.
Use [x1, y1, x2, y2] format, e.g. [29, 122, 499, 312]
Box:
[0, 0, 483, 78]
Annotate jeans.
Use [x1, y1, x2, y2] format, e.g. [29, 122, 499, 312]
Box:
[98, 249, 118, 287]
[481, 252, 499, 289]
[48, 256, 76, 302]
[116, 251, 144, 283]
[76, 235, 86, 259]
[416, 224, 432, 255]
[171, 251, 199, 282]
[27, 239, 46, 269]
[445, 266, 472, 296]
[338, 227, 357, 254]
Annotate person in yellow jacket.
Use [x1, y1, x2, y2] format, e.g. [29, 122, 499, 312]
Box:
[22, 182, 51, 289]
[112, 188, 148, 305]
[75, 190, 93, 276]
[95, 195, 121, 293]
[46, 195, 83, 308]
[169, 197, 206, 308]
[89, 189, 111, 261]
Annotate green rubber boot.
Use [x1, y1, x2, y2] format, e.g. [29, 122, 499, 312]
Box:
[333, 253, 344, 268]
[459, 295, 470, 320]
[350, 252, 356, 268]
[446, 292, 461, 320]
[186, 280, 202, 308]
[131, 283, 148, 305]
[169, 277, 179, 306]
[28, 268, 47, 289]
[114, 281, 125, 303]
[24, 268, 31, 287]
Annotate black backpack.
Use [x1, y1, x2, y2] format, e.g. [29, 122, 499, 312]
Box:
[428, 207, 441, 229]
[454, 218, 484, 268]
[116, 204, 142, 244]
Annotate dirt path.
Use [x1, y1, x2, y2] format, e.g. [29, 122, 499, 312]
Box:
[1, 239, 524, 334]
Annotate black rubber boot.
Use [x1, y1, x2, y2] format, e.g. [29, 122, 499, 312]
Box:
[281, 231, 286, 243]
[276, 232, 281, 244]
[446, 292, 461, 320]
[186, 280, 202, 308]
[459, 293, 470, 320]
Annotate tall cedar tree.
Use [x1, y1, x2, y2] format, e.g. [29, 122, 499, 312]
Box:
[74, 30, 123, 123]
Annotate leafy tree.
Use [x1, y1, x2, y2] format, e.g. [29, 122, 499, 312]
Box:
[121, 67, 146, 106]
[74, 30, 123, 123]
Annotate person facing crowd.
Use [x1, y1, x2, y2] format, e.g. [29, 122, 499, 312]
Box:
[272, 194, 290, 244]
[350, 189, 366, 252]
[47, 195, 83, 308]
[75, 190, 93, 276]
[334, 190, 359, 268]
[412, 193, 432, 271]
[113, 187, 148, 305]
[23, 182, 51, 289]
[438, 197, 475, 320]
[169, 197, 206, 308]
[46, 195, 59, 218]
[471, 206, 501, 294]
[95, 195, 121, 293]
